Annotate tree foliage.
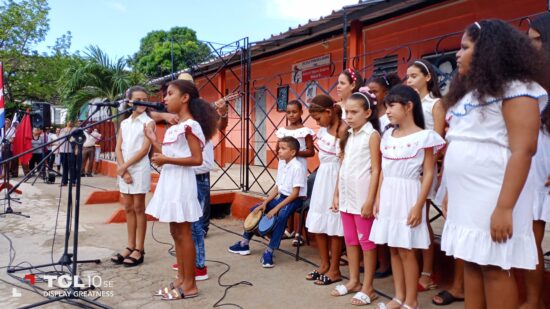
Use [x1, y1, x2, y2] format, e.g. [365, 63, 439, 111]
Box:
[131, 26, 211, 78]
[59, 46, 147, 120]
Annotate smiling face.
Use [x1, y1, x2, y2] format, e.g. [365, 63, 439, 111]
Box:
[164, 84, 189, 114]
[285, 103, 302, 125]
[345, 98, 372, 130]
[336, 73, 355, 100]
[406, 66, 430, 93]
[456, 32, 475, 76]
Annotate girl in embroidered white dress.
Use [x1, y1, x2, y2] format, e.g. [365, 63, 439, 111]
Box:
[111, 86, 155, 267]
[145, 80, 218, 301]
[406, 59, 446, 292]
[305, 94, 348, 286]
[275, 100, 315, 244]
[440, 20, 547, 309]
[369, 85, 445, 309]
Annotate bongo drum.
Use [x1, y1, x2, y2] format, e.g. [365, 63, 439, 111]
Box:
[258, 215, 277, 236]
[243, 210, 262, 233]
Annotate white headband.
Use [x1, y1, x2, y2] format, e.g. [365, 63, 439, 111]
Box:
[353, 92, 375, 110]
[414, 60, 430, 74]
[474, 21, 481, 30]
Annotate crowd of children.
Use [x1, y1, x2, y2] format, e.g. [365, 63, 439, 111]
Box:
[109, 16, 550, 308]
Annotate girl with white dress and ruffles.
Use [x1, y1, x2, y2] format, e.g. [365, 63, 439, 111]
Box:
[145, 80, 218, 301]
[305, 94, 348, 286]
[275, 100, 315, 244]
[111, 86, 155, 267]
[440, 20, 547, 309]
[406, 59, 446, 292]
[369, 85, 445, 309]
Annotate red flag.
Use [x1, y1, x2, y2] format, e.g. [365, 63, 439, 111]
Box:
[12, 113, 32, 165]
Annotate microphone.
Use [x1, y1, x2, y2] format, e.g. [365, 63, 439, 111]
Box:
[129, 100, 166, 110]
[90, 99, 126, 108]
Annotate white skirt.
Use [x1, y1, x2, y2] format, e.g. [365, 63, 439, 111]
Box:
[305, 161, 344, 236]
[440, 141, 537, 270]
[118, 160, 151, 194]
[369, 176, 430, 249]
[145, 164, 202, 223]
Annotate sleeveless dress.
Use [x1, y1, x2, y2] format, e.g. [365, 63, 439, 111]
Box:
[369, 128, 445, 249]
[275, 126, 315, 172]
[305, 127, 344, 236]
[440, 80, 547, 270]
[531, 129, 550, 222]
[145, 119, 205, 223]
[118, 113, 154, 194]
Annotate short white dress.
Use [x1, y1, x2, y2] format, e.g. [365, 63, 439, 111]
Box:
[118, 113, 154, 194]
[145, 119, 205, 223]
[532, 129, 550, 222]
[305, 127, 344, 236]
[275, 126, 315, 172]
[440, 80, 547, 270]
[369, 128, 445, 249]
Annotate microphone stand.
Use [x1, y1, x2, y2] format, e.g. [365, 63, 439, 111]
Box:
[0, 139, 27, 218]
[6, 107, 133, 309]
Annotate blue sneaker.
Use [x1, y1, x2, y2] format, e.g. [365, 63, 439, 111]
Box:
[228, 241, 250, 255]
[261, 251, 274, 268]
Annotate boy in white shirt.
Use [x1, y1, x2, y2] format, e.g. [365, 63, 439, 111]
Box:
[228, 136, 307, 268]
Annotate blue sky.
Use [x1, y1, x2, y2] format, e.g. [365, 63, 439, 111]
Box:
[37, 0, 358, 59]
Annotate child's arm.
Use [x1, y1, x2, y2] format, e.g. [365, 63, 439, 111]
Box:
[373, 171, 384, 217]
[149, 110, 179, 125]
[408, 147, 436, 227]
[115, 128, 125, 175]
[432, 100, 446, 138]
[492, 96, 539, 243]
[361, 132, 381, 218]
[332, 176, 340, 212]
[266, 186, 300, 219]
[151, 130, 203, 167]
[117, 121, 155, 175]
[297, 134, 315, 158]
[144, 125, 162, 153]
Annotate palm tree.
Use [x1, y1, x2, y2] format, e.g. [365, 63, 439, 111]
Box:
[58, 45, 146, 120]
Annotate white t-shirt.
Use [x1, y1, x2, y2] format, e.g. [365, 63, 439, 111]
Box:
[194, 140, 215, 175]
[276, 157, 307, 197]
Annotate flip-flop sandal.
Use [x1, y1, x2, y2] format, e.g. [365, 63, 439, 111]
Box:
[161, 287, 198, 301]
[331, 284, 350, 296]
[314, 274, 342, 286]
[377, 297, 403, 309]
[305, 270, 320, 281]
[351, 291, 378, 306]
[432, 290, 464, 306]
[153, 282, 175, 296]
[401, 304, 419, 309]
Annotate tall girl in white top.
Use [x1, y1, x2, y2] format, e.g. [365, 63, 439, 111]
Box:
[369, 85, 445, 309]
[336, 68, 363, 121]
[406, 59, 446, 292]
[331, 88, 381, 305]
[275, 100, 315, 243]
[440, 20, 547, 309]
[145, 80, 218, 301]
[305, 94, 348, 286]
[111, 86, 155, 267]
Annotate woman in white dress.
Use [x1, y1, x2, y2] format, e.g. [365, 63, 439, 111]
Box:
[145, 80, 218, 301]
[369, 85, 445, 309]
[440, 20, 547, 309]
[406, 59, 446, 292]
[305, 94, 348, 286]
[111, 86, 155, 267]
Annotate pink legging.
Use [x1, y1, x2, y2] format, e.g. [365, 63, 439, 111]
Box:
[341, 211, 376, 251]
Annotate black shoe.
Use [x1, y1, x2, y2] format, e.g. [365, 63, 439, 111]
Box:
[86, 173, 93, 177]
[123, 249, 145, 267]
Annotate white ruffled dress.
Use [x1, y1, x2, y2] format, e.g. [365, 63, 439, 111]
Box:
[145, 119, 205, 223]
[369, 128, 445, 249]
[531, 129, 550, 222]
[305, 127, 344, 236]
[440, 81, 548, 270]
[275, 126, 315, 172]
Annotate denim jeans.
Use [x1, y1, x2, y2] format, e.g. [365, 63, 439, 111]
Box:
[243, 195, 302, 250]
[191, 173, 210, 268]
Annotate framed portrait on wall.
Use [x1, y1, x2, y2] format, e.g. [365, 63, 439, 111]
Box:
[276, 85, 289, 112]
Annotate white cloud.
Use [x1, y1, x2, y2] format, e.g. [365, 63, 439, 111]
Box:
[108, 1, 127, 13]
[265, 0, 359, 22]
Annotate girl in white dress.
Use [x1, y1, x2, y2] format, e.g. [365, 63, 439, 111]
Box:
[336, 69, 363, 121]
[111, 86, 155, 267]
[440, 20, 547, 309]
[305, 94, 348, 286]
[275, 100, 315, 244]
[406, 59, 446, 292]
[330, 89, 381, 305]
[367, 73, 402, 134]
[145, 80, 218, 301]
[522, 15, 550, 309]
[369, 85, 445, 309]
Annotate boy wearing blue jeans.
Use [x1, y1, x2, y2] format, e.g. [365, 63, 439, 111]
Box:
[229, 136, 306, 267]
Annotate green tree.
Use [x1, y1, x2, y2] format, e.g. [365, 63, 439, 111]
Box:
[131, 26, 211, 77]
[59, 45, 146, 120]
